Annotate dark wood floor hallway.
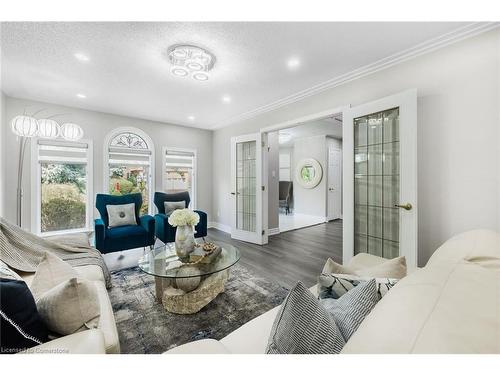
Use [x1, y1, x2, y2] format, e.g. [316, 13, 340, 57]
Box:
[207, 220, 342, 289]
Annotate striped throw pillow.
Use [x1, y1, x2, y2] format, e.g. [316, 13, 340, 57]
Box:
[266, 281, 346, 354]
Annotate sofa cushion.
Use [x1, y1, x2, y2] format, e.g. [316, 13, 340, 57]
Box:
[266, 282, 345, 354]
[106, 224, 146, 239]
[30, 252, 78, 301]
[321, 279, 379, 341]
[0, 260, 23, 281]
[426, 229, 500, 267]
[36, 278, 100, 336]
[94, 281, 120, 354]
[166, 339, 230, 354]
[19, 329, 106, 354]
[0, 278, 48, 353]
[341, 261, 500, 353]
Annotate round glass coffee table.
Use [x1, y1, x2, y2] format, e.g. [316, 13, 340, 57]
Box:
[138, 241, 240, 314]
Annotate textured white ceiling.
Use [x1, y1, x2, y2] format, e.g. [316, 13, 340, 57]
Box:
[1, 22, 472, 129]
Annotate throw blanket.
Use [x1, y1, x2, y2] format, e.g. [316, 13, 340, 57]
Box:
[0, 217, 111, 288]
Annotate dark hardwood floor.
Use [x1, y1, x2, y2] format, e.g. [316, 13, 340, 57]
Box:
[207, 220, 342, 289]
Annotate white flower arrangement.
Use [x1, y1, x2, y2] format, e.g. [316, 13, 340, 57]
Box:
[168, 208, 200, 227]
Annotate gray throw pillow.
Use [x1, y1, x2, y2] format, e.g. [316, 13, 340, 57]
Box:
[36, 277, 100, 336]
[321, 279, 379, 341]
[106, 203, 137, 228]
[164, 201, 186, 215]
[266, 281, 346, 354]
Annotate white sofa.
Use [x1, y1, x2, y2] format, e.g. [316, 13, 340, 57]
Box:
[11, 234, 120, 354]
[167, 229, 500, 354]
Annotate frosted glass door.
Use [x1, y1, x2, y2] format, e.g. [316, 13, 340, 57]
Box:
[354, 108, 400, 258]
[236, 141, 256, 232]
[230, 133, 264, 244]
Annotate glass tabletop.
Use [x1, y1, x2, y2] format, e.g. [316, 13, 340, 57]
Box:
[138, 241, 240, 279]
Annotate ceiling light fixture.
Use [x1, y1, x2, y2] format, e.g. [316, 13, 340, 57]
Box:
[222, 95, 231, 103]
[188, 115, 195, 121]
[76, 93, 86, 99]
[287, 57, 301, 70]
[74, 53, 90, 62]
[168, 44, 216, 81]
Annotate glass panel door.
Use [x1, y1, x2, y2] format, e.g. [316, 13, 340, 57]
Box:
[354, 108, 400, 259]
[236, 141, 256, 232]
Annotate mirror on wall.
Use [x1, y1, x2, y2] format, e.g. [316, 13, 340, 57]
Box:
[295, 158, 322, 189]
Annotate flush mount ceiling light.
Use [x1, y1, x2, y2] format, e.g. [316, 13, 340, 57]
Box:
[168, 44, 216, 81]
[74, 52, 90, 62]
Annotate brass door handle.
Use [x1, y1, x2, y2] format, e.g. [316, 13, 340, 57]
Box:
[395, 203, 412, 211]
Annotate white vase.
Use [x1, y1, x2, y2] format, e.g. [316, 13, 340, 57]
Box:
[175, 225, 196, 261]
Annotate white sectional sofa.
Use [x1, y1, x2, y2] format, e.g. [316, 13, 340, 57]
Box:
[18, 264, 120, 354]
[10, 233, 120, 354]
[167, 229, 500, 354]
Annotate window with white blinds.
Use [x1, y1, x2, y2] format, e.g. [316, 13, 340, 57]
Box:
[32, 139, 92, 235]
[163, 148, 196, 209]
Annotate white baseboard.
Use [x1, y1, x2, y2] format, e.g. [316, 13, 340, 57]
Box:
[208, 221, 231, 234]
[268, 227, 280, 236]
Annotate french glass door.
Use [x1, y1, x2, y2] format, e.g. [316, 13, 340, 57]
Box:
[230, 133, 264, 244]
[343, 90, 418, 269]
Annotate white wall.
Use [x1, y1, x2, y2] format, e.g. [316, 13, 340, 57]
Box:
[292, 135, 327, 217]
[212, 29, 500, 266]
[0, 91, 5, 217]
[1, 96, 213, 230]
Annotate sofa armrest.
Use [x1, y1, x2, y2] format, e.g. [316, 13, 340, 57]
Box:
[94, 218, 106, 250]
[140, 214, 156, 245]
[155, 213, 176, 243]
[19, 330, 106, 354]
[164, 339, 230, 354]
[194, 210, 208, 237]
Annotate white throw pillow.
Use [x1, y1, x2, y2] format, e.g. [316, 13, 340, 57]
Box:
[36, 278, 100, 335]
[30, 252, 78, 301]
[322, 256, 407, 279]
[164, 201, 186, 215]
[106, 203, 137, 228]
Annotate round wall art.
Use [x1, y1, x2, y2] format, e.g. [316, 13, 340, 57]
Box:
[295, 158, 323, 189]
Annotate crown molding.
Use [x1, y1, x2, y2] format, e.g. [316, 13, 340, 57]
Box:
[212, 22, 500, 130]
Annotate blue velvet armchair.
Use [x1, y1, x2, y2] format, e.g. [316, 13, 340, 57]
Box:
[154, 191, 207, 244]
[94, 193, 155, 254]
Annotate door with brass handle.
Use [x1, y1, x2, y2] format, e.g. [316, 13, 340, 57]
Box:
[395, 203, 412, 211]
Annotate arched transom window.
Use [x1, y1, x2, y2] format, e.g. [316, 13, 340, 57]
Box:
[105, 128, 154, 215]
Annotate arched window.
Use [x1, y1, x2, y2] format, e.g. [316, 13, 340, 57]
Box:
[104, 128, 154, 215]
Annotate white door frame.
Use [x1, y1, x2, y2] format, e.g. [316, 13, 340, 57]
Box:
[342, 89, 418, 269]
[260, 105, 349, 240]
[326, 142, 342, 221]
[230, 132, 265, 244]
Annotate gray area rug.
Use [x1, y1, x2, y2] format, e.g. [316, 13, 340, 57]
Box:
[108, 264, 289, 354]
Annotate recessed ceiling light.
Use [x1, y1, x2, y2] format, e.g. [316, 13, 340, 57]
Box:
[74, 53, 90, 62]
[188, 115, 195, 121]
[287, 57, 301, 70]
[222, 95, 231, 103]
[76, 93, 86, 99]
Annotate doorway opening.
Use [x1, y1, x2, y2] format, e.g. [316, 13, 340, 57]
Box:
[265, 113, 343, 234]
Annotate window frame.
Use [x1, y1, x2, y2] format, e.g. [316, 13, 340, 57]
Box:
[31, 138, 94, 236]
[103, 127, 155, 215]
[162, 146, 197, 210]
